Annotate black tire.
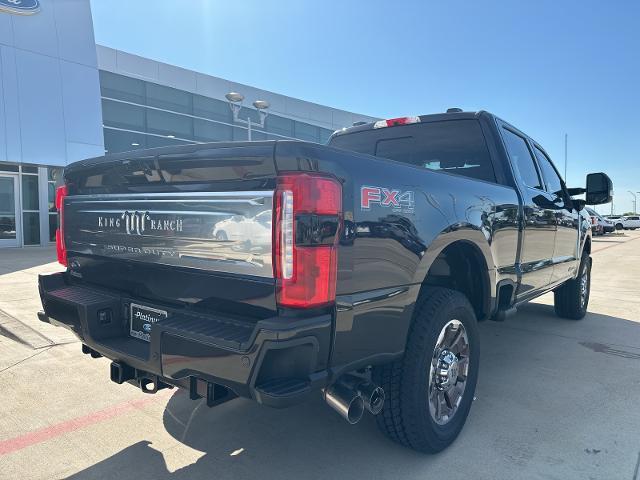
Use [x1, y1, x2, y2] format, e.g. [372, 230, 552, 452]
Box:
[616, 223, 623, 230]
[554, 252, 591, 320]
[215, 231, 228, 241]
[372, 287, 480, 453]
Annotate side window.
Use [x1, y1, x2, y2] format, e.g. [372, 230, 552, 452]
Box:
[501, 128, 542, 189]
[534, 147, 564, 196]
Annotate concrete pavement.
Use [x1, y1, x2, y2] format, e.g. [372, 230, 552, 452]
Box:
[1, 232, 640, 479]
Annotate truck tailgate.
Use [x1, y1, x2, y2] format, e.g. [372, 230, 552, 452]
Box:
[62, 143, 278, 315]
[64, 190, 274, 278]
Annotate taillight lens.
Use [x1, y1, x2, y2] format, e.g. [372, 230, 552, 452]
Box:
[55, 185, 68, 266]
[274, 173, 341, 308]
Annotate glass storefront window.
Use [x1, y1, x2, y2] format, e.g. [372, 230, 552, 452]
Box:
[294, 121, 320, 142]
[0, 163, 19, 173]
[193, 95, 231, 123]
[48, 167, 63, 243]
[21, 173, 40, 245]
[22, 211, 40, 245]
[232, 126, 248, 141]
[319, 128, 334, 144]
[146, 109, 192, 138]
[104, 129, 148, 153]
[0, 216, 17, 240]
[100, 71, 145, 104]
[146, 135, 187, 149]
[0, 177, 17, 240]
[238, 106, 260, 125]
[266, 115, 293, 137]
[99, 72, 335, 156]
[102, 99, 146, 131]
[48, 182, 55, 212]
[250, 130, 268, 141]
[48, 167, 62, 183]
[48, 213, 57, 242]
[147, 83, 192, 114]
[21, 175, 39, 211]
[193, 119, 233, 142]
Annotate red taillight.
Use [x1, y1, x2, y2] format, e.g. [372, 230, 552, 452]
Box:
[55, 185, 68, 266]
[373, 116, 420, 129]
[274, 173, 341, 308]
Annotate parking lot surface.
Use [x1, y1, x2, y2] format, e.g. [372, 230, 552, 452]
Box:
[1, 231, 640, 480]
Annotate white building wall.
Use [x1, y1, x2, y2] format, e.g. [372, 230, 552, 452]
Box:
[0, 0, 104, 167]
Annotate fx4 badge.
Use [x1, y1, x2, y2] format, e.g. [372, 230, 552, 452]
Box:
[361, 186, 415, 213]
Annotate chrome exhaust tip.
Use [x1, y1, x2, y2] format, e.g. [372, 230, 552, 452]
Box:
[357, 382, 385, 415]
[324, 382, 365, 424]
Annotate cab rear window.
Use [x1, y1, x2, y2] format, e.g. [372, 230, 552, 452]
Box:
[329, 119, 496, 183]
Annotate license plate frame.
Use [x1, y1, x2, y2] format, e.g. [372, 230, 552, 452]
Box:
[129, 303, 167, 342]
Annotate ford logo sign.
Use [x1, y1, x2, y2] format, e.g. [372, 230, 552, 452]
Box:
[0, 0, 40, 15]
[142, 323, 152, 332]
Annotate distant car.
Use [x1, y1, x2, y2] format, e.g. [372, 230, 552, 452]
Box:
[605, 215, 626, 230]
[621, 215, 640, 230]
[601, 217, 615, 233]
[586, 208, 614, 234]
[585, 208, 606, 235]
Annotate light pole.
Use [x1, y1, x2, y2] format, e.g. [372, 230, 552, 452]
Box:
[225, 92, 270, 141]
[629, 191, 637, 214]
[611, 191, 614, 215]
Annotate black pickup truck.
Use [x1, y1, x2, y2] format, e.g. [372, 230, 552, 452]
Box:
[38, 110, 612, 452]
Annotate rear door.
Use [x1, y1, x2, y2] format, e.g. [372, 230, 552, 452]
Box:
[499, 126, 556, 296]
[532, 145, 579, 283]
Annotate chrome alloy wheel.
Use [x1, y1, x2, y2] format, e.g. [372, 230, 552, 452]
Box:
[580, 262, 590, 309]
[428, 319, 470, 425]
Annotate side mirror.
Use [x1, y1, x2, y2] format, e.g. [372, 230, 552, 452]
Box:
[585, 172, 613, 205]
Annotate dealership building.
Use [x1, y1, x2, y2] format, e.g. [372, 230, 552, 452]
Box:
[0, 0, 375, 249]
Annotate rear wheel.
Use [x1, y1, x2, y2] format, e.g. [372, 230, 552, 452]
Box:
[373, 287, 480, 453]
[554, 252, 591, 320]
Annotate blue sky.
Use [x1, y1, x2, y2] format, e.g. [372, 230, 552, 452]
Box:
[90, 0, 640, 214]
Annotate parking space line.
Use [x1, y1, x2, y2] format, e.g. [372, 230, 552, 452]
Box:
[0, 392, 170, 457]
[592, 234, 640, 254]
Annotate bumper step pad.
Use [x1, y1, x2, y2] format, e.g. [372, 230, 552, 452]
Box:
[155, 314, 255, 351]
[254, 377, 312, 408]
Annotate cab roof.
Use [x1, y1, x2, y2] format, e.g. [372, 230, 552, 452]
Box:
[330, 110, 491, 138]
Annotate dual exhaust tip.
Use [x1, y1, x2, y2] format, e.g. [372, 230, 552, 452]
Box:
[324, 375, 385, 424]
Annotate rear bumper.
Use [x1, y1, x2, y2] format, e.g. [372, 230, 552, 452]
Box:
[38, 272, 331, 408]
